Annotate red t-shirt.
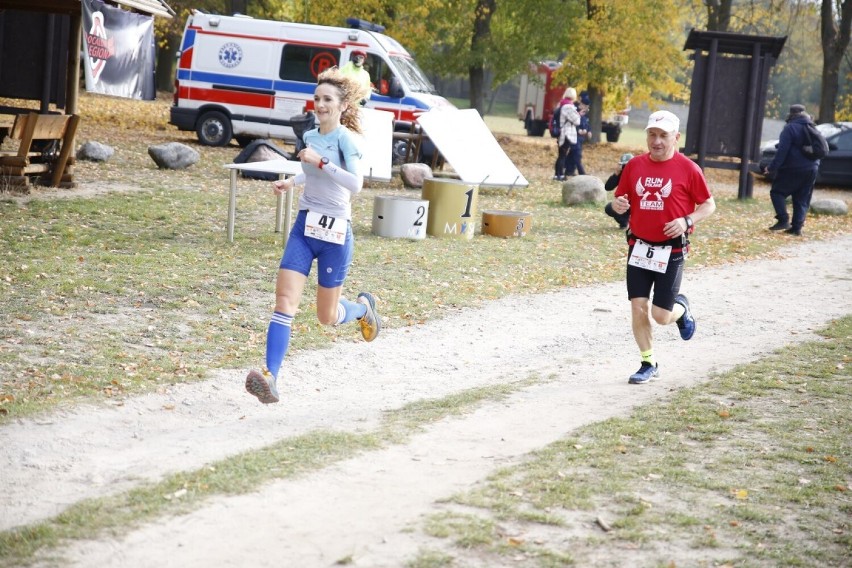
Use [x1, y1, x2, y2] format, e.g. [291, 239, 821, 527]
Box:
[614, 152, 712, 243]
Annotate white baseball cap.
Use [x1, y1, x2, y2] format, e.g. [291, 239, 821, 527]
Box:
[645, 110, 680, 134]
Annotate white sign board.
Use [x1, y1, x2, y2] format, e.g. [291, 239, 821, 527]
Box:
[417, 108, 529, 188]
[357, 107, 394, 183]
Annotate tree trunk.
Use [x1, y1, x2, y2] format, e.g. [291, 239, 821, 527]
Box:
[705, 0, 733, 32]
[588, 86, 604, 145]
[155, 32, 181, 93]
[818, 0, 852, 123]
[469, 66, 486, 114]
[467, 0, 496, 114]
[230, 0, 247, 16]
[583, 3, 606, 144]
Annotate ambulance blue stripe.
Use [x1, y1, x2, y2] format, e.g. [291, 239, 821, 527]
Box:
[271, 81, 320, 95]
[181, 70, 275, 90]
[181, 29, 195, 51]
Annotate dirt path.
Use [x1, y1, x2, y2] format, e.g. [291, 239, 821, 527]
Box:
[3, 235, 851, 567]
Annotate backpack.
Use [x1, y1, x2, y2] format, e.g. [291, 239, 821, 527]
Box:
[549, 105, 562, 138]
[801, 122, 829, 160]
[233, 139, 293, 180]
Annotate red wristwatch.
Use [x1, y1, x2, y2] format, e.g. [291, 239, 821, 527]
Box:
[318, 157, 329, 169]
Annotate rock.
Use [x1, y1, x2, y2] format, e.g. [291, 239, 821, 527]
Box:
[561, 175, 606, 206]
[810, 198, 848, 216]
[147, 142, 200, 170]
[400, 163, 433, 189]
[76, 141, 114, 162]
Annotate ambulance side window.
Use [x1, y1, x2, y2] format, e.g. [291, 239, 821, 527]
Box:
[280, 45, 341, 83]
[366, 56, 394, 97]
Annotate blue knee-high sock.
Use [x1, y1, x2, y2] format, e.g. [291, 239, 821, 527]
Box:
[265, 311, 293, 378]
[336, 298, 367, 324]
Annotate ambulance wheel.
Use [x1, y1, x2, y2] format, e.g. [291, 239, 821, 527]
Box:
[392, 139, 413, 165]
[196, 111, 233, 147]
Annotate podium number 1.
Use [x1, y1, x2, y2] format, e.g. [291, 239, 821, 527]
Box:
[462, 189, 473, 218]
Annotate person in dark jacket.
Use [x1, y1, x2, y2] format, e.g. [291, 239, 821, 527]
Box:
[762, 104, 820, 236]
[604, 152, 633, 228]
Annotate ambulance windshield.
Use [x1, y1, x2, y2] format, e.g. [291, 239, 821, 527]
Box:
[391, 56, 437, 94]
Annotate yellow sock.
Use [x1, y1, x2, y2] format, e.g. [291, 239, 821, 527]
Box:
[641, 349, 655, 366]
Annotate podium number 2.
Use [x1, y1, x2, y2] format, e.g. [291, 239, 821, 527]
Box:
[414, 205, 425, 226]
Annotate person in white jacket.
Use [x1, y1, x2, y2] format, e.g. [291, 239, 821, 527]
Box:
[553, 87, 581, 181]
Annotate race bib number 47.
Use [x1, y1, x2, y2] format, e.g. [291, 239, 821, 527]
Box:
[305, 211, 346, 245]
[628, 240, 672, 273]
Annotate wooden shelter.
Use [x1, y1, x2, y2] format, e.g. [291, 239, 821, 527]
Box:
[682, 29, 786, 199]
[0, 0, 173, 189]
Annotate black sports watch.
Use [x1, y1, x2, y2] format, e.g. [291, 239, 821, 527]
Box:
[683, 216, 694, 230]
[318, 157, 329, 169]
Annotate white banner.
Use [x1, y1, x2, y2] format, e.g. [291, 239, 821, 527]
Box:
[82, 0, 156, 100]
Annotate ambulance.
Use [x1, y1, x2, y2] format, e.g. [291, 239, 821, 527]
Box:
[169, 11, 454, 156]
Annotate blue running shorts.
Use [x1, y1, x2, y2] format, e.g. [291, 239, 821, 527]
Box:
[280, 210, 354, 288]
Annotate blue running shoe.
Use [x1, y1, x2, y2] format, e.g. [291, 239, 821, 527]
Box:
[675, 294, 696, 340]
[245, 369, 279, 404]
[357, 292, 381, 342]
[628, 362, 659, 384]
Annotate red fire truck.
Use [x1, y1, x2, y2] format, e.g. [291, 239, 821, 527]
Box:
[517, 61, 628, 141]
[517, 61, 565, 137]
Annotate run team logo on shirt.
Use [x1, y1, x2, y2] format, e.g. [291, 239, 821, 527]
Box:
[634, 177, 672, 211]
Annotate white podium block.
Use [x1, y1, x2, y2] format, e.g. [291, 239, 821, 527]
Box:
[372, 195, 429, 240]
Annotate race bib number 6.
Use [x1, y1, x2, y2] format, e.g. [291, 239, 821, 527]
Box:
[305, 211, 346, 245]
[628, 240, 672, 274]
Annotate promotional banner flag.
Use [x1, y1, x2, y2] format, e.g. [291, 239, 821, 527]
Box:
[82, 0, 156, 100]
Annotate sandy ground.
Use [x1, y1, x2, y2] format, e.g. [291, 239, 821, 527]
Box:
[1, 231, 850, 566]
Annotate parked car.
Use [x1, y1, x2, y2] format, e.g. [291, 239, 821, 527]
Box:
[758, 122, 852, 186]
